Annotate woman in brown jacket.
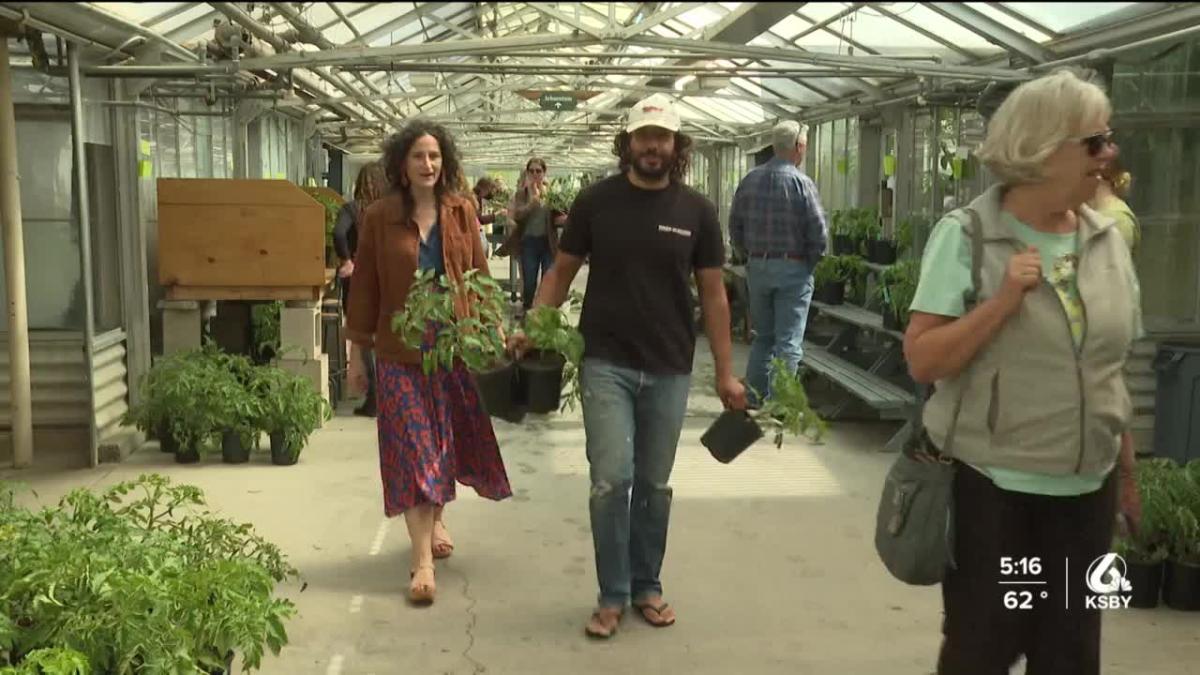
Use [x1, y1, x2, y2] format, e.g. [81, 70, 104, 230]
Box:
[346, 120, 512, 605]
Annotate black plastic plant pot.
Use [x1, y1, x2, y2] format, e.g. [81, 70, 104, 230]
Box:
[221, 430, 251, 464]
[832, 234, 857, 256]
[813, 281, 846, 306]
[175, 444, 201, 464]
[158, 424, 179, 454]
[701, 410, 764, 464]
[269, 431, 299, 466]
[518, 352, 565, 414]
[475, 361, 524, 422]
[867, 239, 898, 265]
[204, 650, 235, 675]
[1127, 560, 1164, 609]
[1163, 560, 1200, 611]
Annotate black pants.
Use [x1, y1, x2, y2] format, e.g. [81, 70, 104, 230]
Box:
[938, 462, 1117, 675]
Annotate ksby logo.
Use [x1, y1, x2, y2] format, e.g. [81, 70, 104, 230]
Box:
[1084, 553, 1133, 609]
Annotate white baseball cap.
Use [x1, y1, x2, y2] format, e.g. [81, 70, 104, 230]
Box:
[626, 93, 681, 133]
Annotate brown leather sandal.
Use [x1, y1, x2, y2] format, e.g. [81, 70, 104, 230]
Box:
[408, 564, 436, 605]
[432, 521, 454, 559]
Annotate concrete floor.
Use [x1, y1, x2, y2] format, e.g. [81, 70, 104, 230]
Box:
[4, 261, 1199, 674]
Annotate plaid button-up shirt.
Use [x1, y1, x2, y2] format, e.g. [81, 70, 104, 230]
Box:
[729, 158, 828, 265]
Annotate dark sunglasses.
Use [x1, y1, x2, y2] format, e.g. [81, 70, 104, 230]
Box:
[1079, 130, 1116, 157]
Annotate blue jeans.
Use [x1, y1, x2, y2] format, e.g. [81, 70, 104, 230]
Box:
[581, 358, 692, 608]
[745, 258, 815, 407]
[520, 236, 553, 309]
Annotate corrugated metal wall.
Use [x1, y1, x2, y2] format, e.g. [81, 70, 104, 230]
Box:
[1127, 339, 1158, 454]
[93, 335, 129, 442]
[0, 336, 88, 426]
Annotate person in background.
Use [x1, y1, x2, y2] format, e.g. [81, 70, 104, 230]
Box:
[346, 120, 512, 605]
[1089, 156, 1140, 253]
[508, 157, 567, 311]
[728, 120, 827, 408]
[510, 93, 746, 639]
[472, 177, 507, 258]
[903, 69, 1142, 675]
[333, 161, 388, 417]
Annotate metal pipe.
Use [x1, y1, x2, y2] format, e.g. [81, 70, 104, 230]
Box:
[68, 43, 98, 468]
[1028, 21, 1200, 71]
[0, 5, 136, 58]
[88, 100, 233, 116]
[0, 37, 33, 468]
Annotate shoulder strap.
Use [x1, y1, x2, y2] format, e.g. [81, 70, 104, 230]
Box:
[910, 207, 984, 459]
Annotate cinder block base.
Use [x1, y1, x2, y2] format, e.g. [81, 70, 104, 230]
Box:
[158, 301, 202, 356]
[275, 354, 330, 427]
[280, 306, 321, 360]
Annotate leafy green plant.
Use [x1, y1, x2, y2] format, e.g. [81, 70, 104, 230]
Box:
[830, 210, 852, 237]
[1114, 458, 1179, 564]
[1162, 458, 1200, 565]
[0, 475, 298, 673]
[304, 189, 342, 255]
[252, 366, 332, 458]
[543, 176, 579, 214]
[122, 346, 248, 454]
[813, 254, 866, 288]
[874, 259, 921, 326]
[391, 268, 511, 376]
[523, 305, 585, 413]
[746, 358, 827, 446]
[852, 208, 883, 242]
[0, 647, 90, 674]
[251, 302, 283, 362]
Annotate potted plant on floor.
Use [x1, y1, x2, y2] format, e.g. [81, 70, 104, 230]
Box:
[209, 352, 263, 464]
[391, 268, 524, 421]
[875, 259, 921, 332]
[813, 255, 865, 306]
[520, 302, 585, 414]
[700, 358, 826, 463]
[0, 474, 299, 672]
[253, 366, 332, 466]
[1162, 459, 1200, 611]
[1114, 457, 1176, 608]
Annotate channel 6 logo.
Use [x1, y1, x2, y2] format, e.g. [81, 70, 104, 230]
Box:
[1085, 553, 1133, 609]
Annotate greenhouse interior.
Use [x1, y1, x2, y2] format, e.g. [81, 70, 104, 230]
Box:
[1, 1, 1199, 673]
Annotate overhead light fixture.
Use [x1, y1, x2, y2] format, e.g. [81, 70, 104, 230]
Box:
[674, 75, 697, 91]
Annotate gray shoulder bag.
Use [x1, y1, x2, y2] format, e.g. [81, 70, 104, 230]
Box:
[873, 208, 983, 586]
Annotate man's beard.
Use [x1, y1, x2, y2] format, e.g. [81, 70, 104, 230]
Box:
[632, 150, 673, 179]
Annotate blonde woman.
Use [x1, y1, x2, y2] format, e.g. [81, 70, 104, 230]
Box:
[903, 69, 1143, 674]
[1090, 157, 1140, 253]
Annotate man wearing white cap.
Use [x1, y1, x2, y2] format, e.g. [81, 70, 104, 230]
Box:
[510, 93, 747, 638]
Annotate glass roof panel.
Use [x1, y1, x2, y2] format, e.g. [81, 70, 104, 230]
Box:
[1001, 2, 1138, 33]
[966, 3, 1053, 43]
[900, 3, 1010, 52]
[103, 2, 182, 24]
[150, 4, 215, 36]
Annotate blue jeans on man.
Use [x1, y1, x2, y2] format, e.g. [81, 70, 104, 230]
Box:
[581, 358, 692, 608]
[745, 257, 815, 407]
[520, 236, 554, 309]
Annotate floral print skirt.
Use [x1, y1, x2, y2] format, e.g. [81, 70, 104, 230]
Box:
[375, 356, 512, 517]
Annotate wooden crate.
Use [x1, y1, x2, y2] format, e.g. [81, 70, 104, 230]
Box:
[157, 179, 325, 298]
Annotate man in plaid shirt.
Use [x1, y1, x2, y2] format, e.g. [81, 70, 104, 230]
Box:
[729, 120, 828, 407]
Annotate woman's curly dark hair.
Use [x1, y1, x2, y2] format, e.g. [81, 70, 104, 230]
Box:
[612, 130, 693, 183]
[381, 119, 462, 213]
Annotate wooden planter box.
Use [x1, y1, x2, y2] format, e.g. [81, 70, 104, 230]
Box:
[157, 179, 326, 301]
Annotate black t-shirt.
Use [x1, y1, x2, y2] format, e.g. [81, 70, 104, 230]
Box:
[558, 174, 725, 375]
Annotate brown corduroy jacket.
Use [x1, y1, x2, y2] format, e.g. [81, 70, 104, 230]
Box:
[345, 192, 490, 363]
